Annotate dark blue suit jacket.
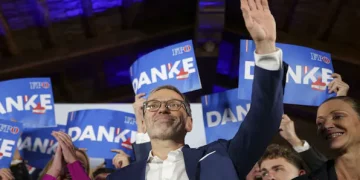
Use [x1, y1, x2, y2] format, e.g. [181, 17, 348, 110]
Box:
[108, 65, 286, 180]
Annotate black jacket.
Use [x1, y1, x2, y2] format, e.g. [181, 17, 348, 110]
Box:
[293, 160, 337, 180]
[299, 146, 327, 172]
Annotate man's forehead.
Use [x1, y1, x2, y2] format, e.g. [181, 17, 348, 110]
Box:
[148, 89, 184, 101]
[261, 158, 289, 168]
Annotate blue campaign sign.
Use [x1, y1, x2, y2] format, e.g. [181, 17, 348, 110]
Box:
[0, 120, 23, 168]
[238, 40, 335, 106]
[201, 89, 251, 144]
[18, 125, 66, 168]
[130, 40, 202, 96]
[0, 78, 56, 128]
[66, 109, 137, 159]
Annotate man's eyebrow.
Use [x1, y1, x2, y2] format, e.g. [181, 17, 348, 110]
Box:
[271, 165, 284, 169]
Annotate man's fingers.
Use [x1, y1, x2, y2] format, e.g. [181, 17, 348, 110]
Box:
[114, 157, 123, 169]
[282, 114, 291, 122]
[328, 80, 335, 90]
[3, 169, 14, 179]
[241, 5, 253, 28]
[135, 93, 146, 100]
[111, 149, 125, 154]
[331, 73, 342, 81]
[247, 0, 257, 10]
[261, 0, 269, 10]
[78, 148, 87, 152]
[240, 0, 250, 10]
[329, 83, 339, 93]
[255, 0, 263, 10]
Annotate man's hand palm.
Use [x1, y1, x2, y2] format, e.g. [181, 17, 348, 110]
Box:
[247, 11, 276, 42]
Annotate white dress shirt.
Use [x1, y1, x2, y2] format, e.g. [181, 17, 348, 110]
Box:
[292, 140, 311, 153]
[146, 147, 188, 180]
[135, 48, 283, 180]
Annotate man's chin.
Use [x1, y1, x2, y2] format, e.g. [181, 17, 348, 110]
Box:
[150, 129, 176, 140]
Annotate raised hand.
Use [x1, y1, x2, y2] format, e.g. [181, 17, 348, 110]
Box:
[240, 0, 276, 54]
[46, 144, 64, 177]
[111, 149, 130, 169]
[279, 114, 302, 147]
[0, 168, 14, 180]
[328, 73, 349, 96]
[52, 131, 77, 164]
[133, 93, 147, 133]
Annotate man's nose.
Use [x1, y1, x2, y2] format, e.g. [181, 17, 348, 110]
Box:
[158, 103, 170, 114]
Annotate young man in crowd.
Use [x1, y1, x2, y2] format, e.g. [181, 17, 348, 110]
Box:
[259, 144, 307, 180]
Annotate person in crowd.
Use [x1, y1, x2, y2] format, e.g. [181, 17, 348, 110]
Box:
[294, 96, 360, 179]
[246, 163, 262, 180]
[107, 0, 287, 179]
[280, 73, 349, 172]
[259, 144, 307, 180]
[40, 131, 91, 180]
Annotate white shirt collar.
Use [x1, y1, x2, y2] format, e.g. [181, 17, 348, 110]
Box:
[147, 146, 184, 163]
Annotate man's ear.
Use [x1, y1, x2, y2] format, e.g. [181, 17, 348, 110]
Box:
[299, 169, 306, 176]
[185, 116, 193, 132]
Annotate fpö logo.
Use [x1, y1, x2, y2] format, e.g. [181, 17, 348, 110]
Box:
[310, 52, 331, 64]
[172, 44, 192, 56]
[0, 123, 20, 134]
[29, 81, 51, 90]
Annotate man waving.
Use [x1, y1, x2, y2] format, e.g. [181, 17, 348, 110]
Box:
[108, 0, 286, 179]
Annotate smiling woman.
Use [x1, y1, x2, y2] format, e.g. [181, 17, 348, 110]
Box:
[295, 96, 360, 180]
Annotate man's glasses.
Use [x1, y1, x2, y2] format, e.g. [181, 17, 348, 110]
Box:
[143, 99, 189, 114]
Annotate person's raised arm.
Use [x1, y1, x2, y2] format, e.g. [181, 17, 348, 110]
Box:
[280, 114, 327, 171]
[227, 0, 285, 178]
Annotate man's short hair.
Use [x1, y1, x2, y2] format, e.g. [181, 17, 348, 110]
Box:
[145, 85, 192, 116]
[258, 144, 306, 170]
[92, 168, 115, 178]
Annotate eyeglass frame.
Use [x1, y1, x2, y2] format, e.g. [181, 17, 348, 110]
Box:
[142, 99, 191, 116]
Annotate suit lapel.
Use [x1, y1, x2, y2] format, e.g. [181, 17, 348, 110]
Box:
[182, 145, 204, 180]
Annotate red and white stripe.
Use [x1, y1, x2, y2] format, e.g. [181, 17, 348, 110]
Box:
[24, 95, 28, 102]
[116, 128, 121, 135]
[122, 143, 132, 150]
[26, 165, 36, 174]
[167, 63, 172, 71]
[304, 66, 308, 74]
